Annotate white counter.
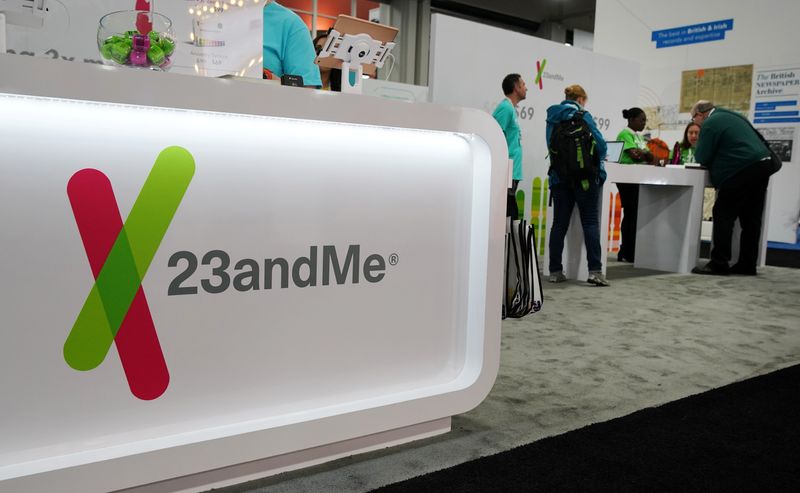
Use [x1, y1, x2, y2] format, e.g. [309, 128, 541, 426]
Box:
[606, 163, 770, 273]
[604, 163, 709, 274]
[552, 163, 770, 280]
[0, 54, 507, 492]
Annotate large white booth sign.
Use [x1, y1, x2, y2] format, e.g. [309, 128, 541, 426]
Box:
[0, 54, 506, 492]
[429, 14, 640, 206]
[429, 14, 640, 276]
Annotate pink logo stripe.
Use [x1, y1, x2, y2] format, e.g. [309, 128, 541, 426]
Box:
[67, 169, 169, 400]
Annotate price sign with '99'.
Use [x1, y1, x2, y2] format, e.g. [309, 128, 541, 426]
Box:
[592, 116, 611, 131]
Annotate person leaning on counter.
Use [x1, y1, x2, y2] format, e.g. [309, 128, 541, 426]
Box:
[690, 100, 773, 277]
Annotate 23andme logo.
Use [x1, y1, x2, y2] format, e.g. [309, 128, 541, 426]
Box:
[63, 146, 195, 400]
[535, 58, 547, 90]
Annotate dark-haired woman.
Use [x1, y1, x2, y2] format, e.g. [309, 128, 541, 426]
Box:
[673, 121, 701, 164]
[614, 107, 654, 263]
[313, 28, 343, 91]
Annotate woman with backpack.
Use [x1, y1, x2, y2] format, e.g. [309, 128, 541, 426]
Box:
[545, 84, 609, 287]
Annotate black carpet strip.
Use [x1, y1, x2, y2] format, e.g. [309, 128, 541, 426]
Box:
[767, 248, 800, 269]
[373, 364, 800, 492]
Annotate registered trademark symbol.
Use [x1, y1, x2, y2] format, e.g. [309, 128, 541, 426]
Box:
[388, 253, 399, 266]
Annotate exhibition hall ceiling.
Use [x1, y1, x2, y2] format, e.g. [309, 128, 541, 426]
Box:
[428, 0, 597, 32]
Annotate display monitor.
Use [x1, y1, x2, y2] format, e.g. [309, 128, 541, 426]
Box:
[605, 140, 624, 163]
[314, 15, 398, 76]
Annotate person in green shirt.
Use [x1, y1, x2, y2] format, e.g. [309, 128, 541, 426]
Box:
[492, 73, 527, 218]
[614, 107, 654, 263]
[671, 122, 700, 164]
[690, 100, 772, 276]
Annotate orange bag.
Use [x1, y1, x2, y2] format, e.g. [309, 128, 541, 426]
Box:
[647, 138, 670, 162]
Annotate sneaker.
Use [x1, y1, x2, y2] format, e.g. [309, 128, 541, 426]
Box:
[616, 253, 634, 263]
[691, 262, 729, 276]
[548, 272, 567, 283]
[587, 272, 610, 286]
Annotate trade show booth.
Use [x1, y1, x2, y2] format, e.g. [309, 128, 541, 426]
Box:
[0, 53, 506, 492]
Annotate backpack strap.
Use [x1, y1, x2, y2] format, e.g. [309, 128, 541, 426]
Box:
[572, 110, 592, 191]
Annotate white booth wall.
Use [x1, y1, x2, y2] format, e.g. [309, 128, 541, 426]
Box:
[429, 13, 639, 255]
[594, 0, 800, 244]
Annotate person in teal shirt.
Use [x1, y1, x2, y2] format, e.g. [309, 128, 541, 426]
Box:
[262, 0, 322, 87]
[614, 107, 654, 263]
[492, 73, 527, 218]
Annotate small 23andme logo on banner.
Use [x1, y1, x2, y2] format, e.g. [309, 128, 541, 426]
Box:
[64, 146, 195, 401]
[535, 58, 547, 90]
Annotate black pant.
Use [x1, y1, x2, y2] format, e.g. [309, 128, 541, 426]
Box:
[616, 183, 639, 261]
[710, 163, 771, 270]
[507, 179, 520, 219]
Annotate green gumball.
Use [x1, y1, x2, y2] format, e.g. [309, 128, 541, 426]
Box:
[111, 42, 132, 65]
[160, 37, 175, 57]
[147, 45, 165, 65]
[100, 42, 114, 60]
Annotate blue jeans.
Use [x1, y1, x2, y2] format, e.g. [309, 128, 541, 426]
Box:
[549, 182, 603, 273]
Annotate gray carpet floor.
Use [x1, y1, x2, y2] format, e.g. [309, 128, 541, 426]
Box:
[214, 260, 800, 493]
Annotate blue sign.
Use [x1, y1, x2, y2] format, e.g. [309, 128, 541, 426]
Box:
[754, 111, 799, 118]
[651, 19, 733, 49]
[755, 100, 797, 111]
[753, 117, 800, 124]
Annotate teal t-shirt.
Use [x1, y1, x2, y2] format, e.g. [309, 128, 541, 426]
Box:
[492, 98, 523, 180]
[263, 2, 322, 86]
[616, 127, 648, 164]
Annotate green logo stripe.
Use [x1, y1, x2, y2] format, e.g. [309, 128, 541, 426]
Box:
[124, 147, 196, 274]
[65, 286, 116, 370]
[64, 147, 195, 370]
[535, 59, 547, 84]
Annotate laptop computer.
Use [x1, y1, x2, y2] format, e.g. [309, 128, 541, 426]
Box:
[604, 141, 624, 163]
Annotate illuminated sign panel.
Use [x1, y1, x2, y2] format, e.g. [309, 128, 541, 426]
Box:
[0, 55, 505, 492]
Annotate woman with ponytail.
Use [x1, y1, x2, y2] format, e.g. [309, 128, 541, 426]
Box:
[614, 107, 653, 263]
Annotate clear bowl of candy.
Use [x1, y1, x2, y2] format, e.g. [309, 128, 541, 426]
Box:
[98, 10, 175, 71]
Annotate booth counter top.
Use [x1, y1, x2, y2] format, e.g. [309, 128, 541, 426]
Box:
[604, 163, 709, 274]
[551, 163, 713, 280]
[605, 162, 711, 187]
[0, 53, 508, 492]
